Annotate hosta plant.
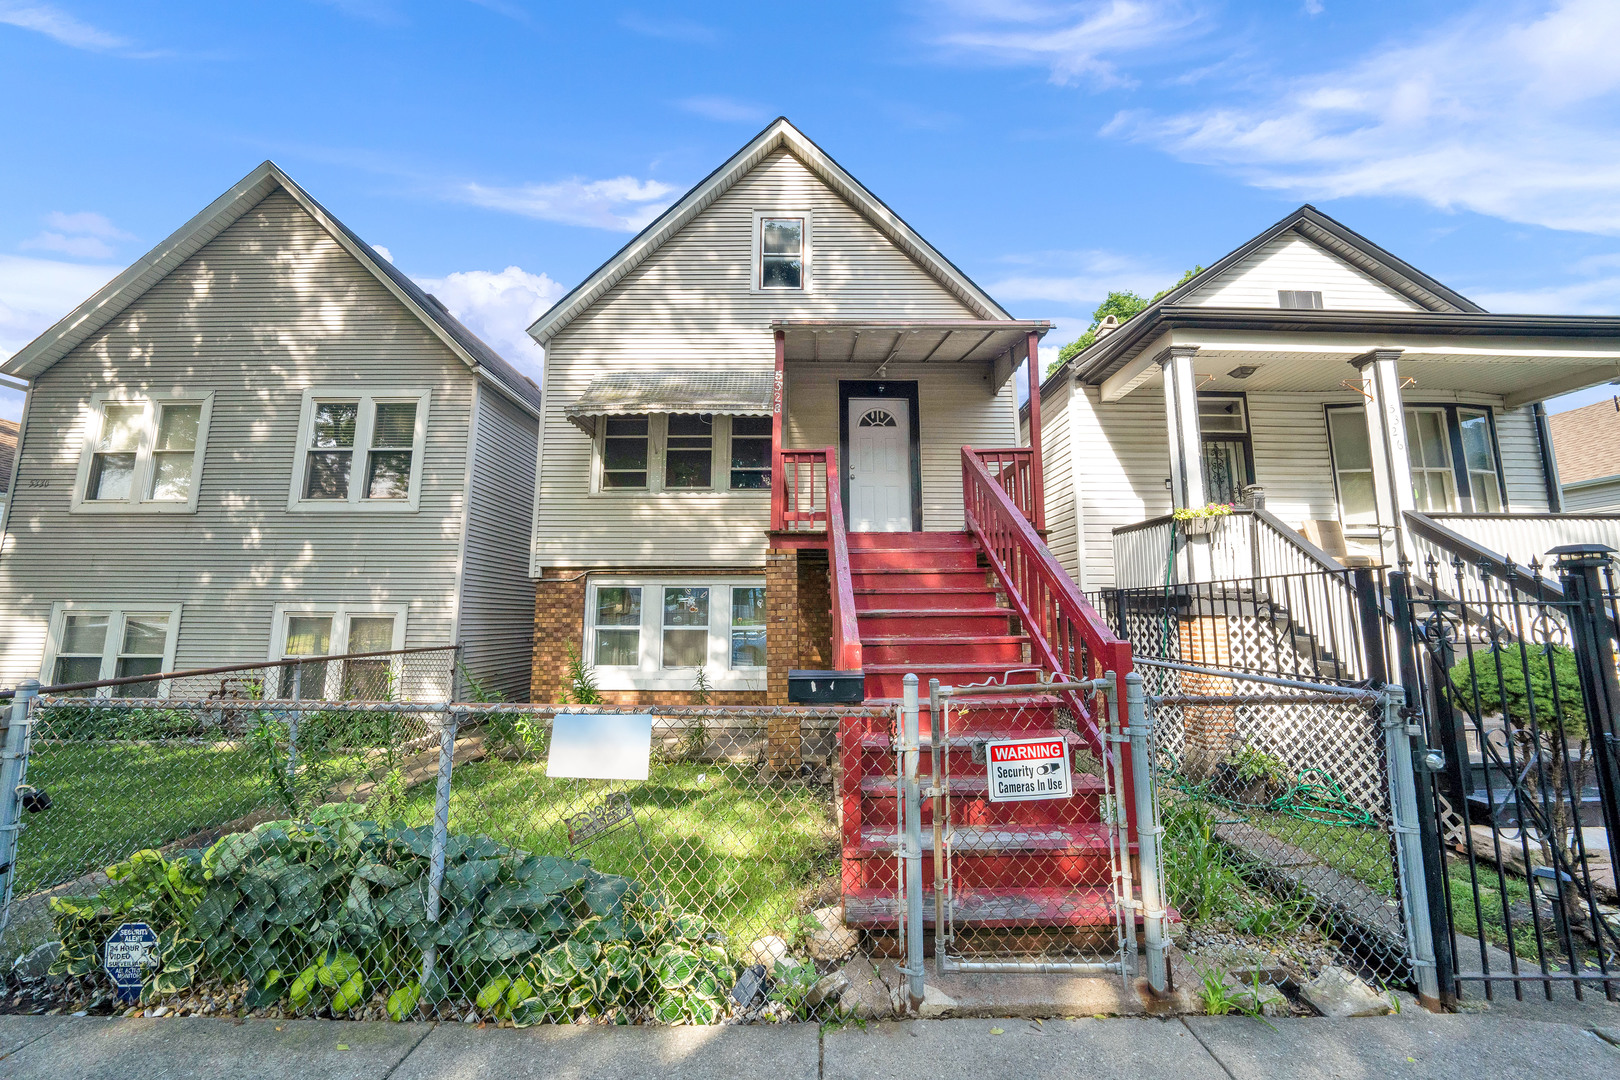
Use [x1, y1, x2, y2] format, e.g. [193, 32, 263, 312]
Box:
[49, 803, 734, 1024]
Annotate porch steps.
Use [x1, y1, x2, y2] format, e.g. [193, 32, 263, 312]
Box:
[841, 531, 1116, 935]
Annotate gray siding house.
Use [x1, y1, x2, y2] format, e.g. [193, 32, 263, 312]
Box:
[0, 162, 540, 700]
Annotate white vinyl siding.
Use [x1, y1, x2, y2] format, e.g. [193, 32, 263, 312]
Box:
[784, 363, 1017, 532]
[1031, 376, 1081, 586]
[457, 384, 540, 702]
[1055, 385, 1551, 590]
[534, 148, 982, 570]
[0, 189, 473, 687]
[1182, 234, 1425, 311]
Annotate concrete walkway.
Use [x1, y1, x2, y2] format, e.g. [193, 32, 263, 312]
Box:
[2, 1008, 1616, 1080]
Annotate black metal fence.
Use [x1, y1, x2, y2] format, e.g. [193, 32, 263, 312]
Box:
[1395, 551, 1620, 1004]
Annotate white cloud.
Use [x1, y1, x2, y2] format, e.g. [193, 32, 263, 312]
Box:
[371, 244, 394, 263]
[0, 1, 128, 51]
[411, 265, 563, 375]
[0, 253, 121, 417]
[677, 96, 770, 124]
[926, 0, 1206, 88]
[617, 12, 717, 44]
[1112, 0, 1620, 235]
[453, 176, 677, 232]
[18, 210, 136, 261]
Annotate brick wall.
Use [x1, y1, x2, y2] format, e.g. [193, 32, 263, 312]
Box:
[1179, 615, 1236, 779]
[530, 568, 768, 707]
[796, 549, 832, 670]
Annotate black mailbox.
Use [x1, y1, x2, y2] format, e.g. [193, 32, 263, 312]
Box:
[788, 670, 865, 704]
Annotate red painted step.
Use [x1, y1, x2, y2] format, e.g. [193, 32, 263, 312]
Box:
[840, 530, 1114, 943]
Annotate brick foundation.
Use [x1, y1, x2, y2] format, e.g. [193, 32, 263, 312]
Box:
[1179, 615, 1236, 780]
[530, 568, 768, 708]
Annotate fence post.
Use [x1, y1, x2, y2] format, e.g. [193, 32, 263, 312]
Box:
[419, 704, 460, 1001]
[1381, 682, 1443, 1010]
[898, 673, 925, 1013]
[1123, 672, 1167, 994]
[1553, 545, 1620, 865]
[286, 663, 303, 785]
[1388, 571, 1459, 1009]
[0, 680, 39, 936]
[1353, 566, 1388, 685]
[1103, 671, 1138, 984]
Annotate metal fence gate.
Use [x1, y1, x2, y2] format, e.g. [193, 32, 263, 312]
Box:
[1137, 657, 1440, 1003]
[887, 669, 1170, 1004]
[1394, 553, 1620, 1004]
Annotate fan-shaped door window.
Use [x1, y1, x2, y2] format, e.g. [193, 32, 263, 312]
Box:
[858, 409, 897, 428]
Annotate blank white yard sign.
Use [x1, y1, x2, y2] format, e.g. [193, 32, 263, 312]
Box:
[547, 713, 654, 780]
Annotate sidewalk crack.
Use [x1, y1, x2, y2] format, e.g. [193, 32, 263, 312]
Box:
[1179, 1017, 1238, 1080]
[379, 1020, 437, 1079]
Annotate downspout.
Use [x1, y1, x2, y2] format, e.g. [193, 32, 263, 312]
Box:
[1532, 401, 1564, 513]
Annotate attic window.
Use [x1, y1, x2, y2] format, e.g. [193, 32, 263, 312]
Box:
[1278, 290, 1324, 310]
[760, 217, 804, 289]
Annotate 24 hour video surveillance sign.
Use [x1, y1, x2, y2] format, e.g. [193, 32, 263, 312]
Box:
[985, 737, 1072, 802]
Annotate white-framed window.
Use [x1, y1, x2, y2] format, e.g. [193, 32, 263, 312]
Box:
[71, 394, 213, 513]
[594, 414, 772, 494]
[750, 210, 812, 293]
[269, 602, 408, 699]
[1405, 407, 1458, 512]
[1326, 408, 1378, 526]
[1457, 408, 1504, 512]
[584, 578, 767, 691]
[41, 602, 183, 697]
[288, 388, 430, 511]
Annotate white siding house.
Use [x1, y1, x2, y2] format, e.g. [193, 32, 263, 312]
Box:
[1033, 205, 1620, 591]
[0, 163, 541, 701]
[524, 119, 1042, 703]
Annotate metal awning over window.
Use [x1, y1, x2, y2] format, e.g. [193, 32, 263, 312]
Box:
[564, 373, 775, 435]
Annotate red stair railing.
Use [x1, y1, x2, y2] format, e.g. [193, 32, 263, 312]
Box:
[970, 447, 1039, 528]
[962, 447, 1131, 751]
[822, 450, 862, 671]
[771, 446, 861, 671]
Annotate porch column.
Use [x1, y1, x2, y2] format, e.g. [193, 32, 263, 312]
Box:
[1160, 346, 1209, 579]
[1025, 329, 1047, 532]
[769, 329, 786, 531]
[1352, 349, 1416, 568]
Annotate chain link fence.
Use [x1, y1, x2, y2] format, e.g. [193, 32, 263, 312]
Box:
[1139, 659, 1417, 992]
[0, 691, 900, 1026]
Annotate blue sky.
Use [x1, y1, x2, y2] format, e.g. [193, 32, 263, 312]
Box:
[3, 0, 1619, 423]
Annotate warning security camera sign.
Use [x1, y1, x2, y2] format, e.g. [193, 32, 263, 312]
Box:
[985, 737, 1072, 802]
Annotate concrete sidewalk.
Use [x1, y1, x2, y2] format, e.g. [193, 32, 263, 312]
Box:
[1, 1009, 1616, 1080]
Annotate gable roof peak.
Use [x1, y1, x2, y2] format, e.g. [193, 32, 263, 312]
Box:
[527, 119, 1012, 343]
[2, 160, 542, 414]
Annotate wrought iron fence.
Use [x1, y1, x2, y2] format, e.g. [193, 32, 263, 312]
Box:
[1093, 567, 1385, 687]
[0, 694, 896, 1026]
[1394, 554, 1620, 1004]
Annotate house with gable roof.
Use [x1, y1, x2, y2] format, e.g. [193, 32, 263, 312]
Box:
[1029, 204, 1620, 601]
[0, 162, 540, 701]
[525, 117, 1072, 709]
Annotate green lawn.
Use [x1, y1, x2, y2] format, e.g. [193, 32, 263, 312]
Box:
[400, 757, 839, 949]
[15, 742, 271, 894]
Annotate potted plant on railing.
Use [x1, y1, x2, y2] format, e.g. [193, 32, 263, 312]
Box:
[1173, 503, 1235, 536]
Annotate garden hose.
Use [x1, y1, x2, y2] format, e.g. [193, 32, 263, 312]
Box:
[1162, 755, 1375, 828]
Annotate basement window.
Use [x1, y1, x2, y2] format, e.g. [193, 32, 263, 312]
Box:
[584, 578, 768, 690]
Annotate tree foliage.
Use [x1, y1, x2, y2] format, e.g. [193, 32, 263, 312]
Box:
[1448, 643, 1586, 739]
[1047, 266, 1205, 376]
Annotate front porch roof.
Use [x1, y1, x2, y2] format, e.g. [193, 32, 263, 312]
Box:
[564, 372, 774, 435]
[1081, 309, 1620, 406]
[771, 319, 1049, 392]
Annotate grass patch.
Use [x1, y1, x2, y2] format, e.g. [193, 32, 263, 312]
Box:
[400, 757, 838, 950]
[15, 742, 271, 894]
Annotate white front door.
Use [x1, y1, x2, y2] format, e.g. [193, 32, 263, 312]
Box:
[847, 396, 912, 532]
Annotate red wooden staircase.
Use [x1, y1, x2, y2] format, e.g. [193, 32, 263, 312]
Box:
[839, 527, 1122, 935]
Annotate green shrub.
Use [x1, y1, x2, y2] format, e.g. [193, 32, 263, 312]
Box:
[1448, 644, 1586, 738]
[50, 805, 734, 1024]
[36, 704, 226, 742]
